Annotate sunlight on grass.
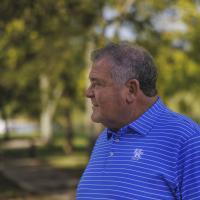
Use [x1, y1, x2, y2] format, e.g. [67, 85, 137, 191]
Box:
[73, 137, 88, 148]
[53, 136, 89, 150]
[45, 152, 89, 168]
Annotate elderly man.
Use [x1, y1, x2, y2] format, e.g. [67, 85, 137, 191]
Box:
[77, 42, 200, 199]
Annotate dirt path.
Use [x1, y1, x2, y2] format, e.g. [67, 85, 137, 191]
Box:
[0, 139, 84, 200]
[0, 157, 82, 200]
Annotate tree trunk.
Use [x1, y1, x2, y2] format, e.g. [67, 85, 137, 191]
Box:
[2, 109, 10, 140]
[39, 74, 63, 143]
[40, 105, 53, 143]
[63, 109, 74, 153]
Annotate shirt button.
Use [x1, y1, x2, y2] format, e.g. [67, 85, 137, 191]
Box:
[110, 152, 114, 156]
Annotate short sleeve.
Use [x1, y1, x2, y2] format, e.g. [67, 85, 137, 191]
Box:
[177, 135, 200, 199]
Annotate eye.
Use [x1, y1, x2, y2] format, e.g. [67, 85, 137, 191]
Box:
[91, 81, 101, 88]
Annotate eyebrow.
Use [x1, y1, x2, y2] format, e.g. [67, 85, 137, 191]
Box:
[89, 75, 101, 81]
[89, 77, 99, 81]
[89, 77, 106, 85]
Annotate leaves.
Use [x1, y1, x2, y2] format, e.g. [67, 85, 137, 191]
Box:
[0, 0, 199, 126]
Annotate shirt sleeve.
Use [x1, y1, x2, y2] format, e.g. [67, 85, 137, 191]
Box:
[177, 135, 200, 199]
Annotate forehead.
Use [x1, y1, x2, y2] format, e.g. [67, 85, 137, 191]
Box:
[89, 57, 113, 80]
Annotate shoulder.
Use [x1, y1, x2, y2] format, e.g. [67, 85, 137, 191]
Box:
[88, 129, 108, 160]
[92, 129, 108, 148]
[161, 106, 200, 141]
[96, 128, 107, 141]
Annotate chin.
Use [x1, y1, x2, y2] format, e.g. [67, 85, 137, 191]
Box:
[91, 113, 102, 123]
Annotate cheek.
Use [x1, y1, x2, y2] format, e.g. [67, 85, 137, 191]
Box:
[98, 92, 124, 110]
[94, 89, 105, 102]
[97, 95, 108, 107]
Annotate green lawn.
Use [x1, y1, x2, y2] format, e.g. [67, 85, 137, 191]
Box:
[0, 133, 90, 200]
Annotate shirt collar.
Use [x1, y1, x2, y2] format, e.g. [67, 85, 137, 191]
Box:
[107, 129, 113, 140]
[107, 97, 166, 139]
[128, 97, 166, 136]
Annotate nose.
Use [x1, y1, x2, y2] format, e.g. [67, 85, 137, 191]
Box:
[85, 85, 94, 98]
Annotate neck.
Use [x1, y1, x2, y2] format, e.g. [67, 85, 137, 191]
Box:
[133, 95, 158, 121]
[109, 95, 158, 131]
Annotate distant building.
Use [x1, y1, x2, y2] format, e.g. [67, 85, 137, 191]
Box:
[0, 118, 39, 135]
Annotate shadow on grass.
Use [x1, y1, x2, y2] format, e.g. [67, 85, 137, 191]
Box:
[0, 170, 28, 199]
[0, 137, 88, 200]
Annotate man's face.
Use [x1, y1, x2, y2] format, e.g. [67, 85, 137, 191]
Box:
[86, 57, 128, 129]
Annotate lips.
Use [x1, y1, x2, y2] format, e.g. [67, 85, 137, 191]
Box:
[92, 105, 98, 108]
[92, 101, 98, 107]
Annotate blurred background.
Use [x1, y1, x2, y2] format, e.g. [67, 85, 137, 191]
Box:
[0, 0, 200, 199]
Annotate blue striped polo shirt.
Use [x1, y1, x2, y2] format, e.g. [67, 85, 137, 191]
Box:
[77, 98, 200, 200]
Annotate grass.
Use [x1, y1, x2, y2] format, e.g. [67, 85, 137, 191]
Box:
[0, 131, 40, 140]
[37, 137, 89, 169]
[0, 134, 89, 200]
[44, 152, 88, 169]
[1, 134, 90, 156]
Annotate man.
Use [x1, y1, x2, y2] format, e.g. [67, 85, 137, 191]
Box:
[77, 42, 200, 199]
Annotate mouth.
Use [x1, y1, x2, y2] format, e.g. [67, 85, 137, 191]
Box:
[92, 103, 99, 109]
[92, 101, 98, 107]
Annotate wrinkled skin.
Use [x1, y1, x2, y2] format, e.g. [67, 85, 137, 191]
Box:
[86, 57, 130, 130]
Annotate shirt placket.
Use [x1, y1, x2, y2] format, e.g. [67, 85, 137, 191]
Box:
[104, 130, 121, 172]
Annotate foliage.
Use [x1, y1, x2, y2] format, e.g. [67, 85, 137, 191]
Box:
[0, 0, 199, 142]
[0, 0, 105, 141]
[94, 0, 200, 121]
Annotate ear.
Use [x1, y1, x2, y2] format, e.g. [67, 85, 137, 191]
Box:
[125, 79, 140, 103]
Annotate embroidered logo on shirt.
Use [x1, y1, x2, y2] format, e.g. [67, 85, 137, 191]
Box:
[132, 148, 144, 160]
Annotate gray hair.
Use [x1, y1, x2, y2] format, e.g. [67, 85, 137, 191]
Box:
[91, 42, 157, 97]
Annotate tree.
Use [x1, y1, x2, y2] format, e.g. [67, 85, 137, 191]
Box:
[92, 0, 200, 122]
[0, 0, 106, 144]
